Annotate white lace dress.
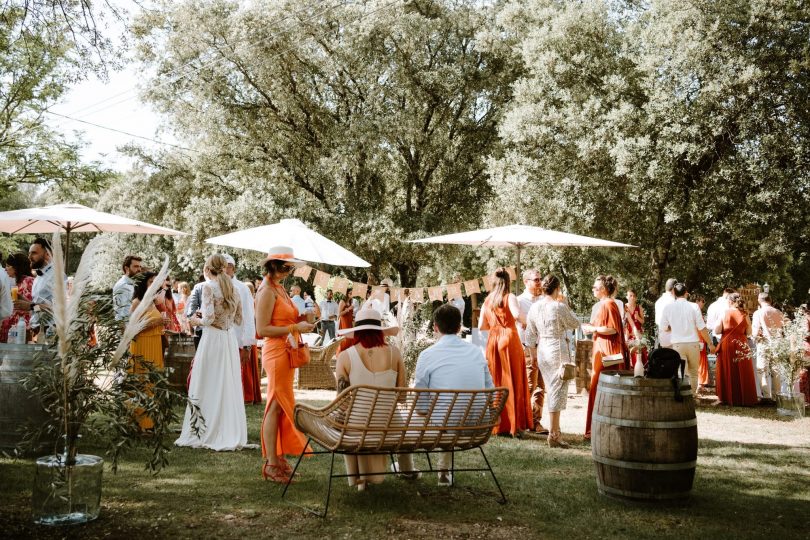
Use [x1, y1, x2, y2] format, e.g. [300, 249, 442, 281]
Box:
[175, 281, 247, 451]
[524, 298, 581, 413]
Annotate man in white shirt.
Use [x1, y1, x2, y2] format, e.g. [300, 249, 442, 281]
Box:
[660, 283, 715, 394]
[112, 255, 143, 321]
[14, 238, 54, 338]
[396, 304, 494, 486]
[0, 264, 12, 321]
[223, 254, 259, 403]
[706, 288, 735, 344]
[516, 268, 547, 434]
[318, 289, 339, 341]
[751, 293, 783, 400]
[654, 278, 677, 346]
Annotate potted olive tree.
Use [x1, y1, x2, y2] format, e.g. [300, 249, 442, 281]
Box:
[760, 308, 809, 418]
[22, 234, 201, 525]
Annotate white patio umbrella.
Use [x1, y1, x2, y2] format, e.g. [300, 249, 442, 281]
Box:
[410, 224, 635, 288]
[205, 218, 370, 267]
[0, 203, 187, 268]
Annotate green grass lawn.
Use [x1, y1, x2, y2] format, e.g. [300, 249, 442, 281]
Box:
[1, 397, 809, 539]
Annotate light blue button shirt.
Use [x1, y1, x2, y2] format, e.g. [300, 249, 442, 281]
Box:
[414, 334, 494, 390]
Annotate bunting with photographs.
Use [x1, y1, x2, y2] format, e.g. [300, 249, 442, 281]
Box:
[331, 276, 349, 296]
[463, 279, 481, 296]
[293, 265, 313, 279]
[445, 283, 463, 301]
[313, 270, 331, 289]
[291, 265, 517, 302]
[352, 281, 368, 299]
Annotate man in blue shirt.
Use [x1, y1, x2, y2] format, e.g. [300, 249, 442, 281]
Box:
[397, 304, 494, 485]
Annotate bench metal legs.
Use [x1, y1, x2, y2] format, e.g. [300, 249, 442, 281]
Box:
[281, 441, 508, 517]
[479, 446, 507, 504]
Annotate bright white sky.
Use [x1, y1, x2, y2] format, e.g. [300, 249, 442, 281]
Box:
[44, 2, 169, 171]
[46, 65, 167, 170]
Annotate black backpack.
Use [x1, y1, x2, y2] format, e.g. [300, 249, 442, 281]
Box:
[646, 347, 684, 402]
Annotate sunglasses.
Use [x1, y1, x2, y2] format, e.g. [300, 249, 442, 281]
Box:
[281, 264, 296, 272]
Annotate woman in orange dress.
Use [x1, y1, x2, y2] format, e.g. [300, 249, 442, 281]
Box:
[624, 288, 648, 369]
[691, 294, 710, 390]
[129, 272, 165, 431]
[582, 275, 626, 439]
[478, 267, 532, 436]
[337, 288, 356, 352]
[714, 293, 758, 406]
[255, 246, 315, 483]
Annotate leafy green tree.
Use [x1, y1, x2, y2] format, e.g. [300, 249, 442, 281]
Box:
[488, 0, 810, 304]
[130, 0, 518, 285]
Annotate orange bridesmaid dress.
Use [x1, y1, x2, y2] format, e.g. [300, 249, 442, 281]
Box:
[715, 309, 758, 406]
[585, 299, 626, 438]
[698, 334, 710, 387]
[482, 296, 532, 436]
[129, 305, 165, 430]
[260, 281, 310, 460]
[337, 300, 355, 353]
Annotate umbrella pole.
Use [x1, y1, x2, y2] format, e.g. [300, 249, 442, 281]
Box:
[515, 244, 522, 294]
[64, 226, 71, 272]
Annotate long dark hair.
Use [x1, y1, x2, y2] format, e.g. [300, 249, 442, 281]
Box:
[133, 272, 158, 301]
[5, 252, 32, 284]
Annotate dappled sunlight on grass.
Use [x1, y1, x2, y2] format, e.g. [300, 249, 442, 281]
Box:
[2, 397, 809, 538]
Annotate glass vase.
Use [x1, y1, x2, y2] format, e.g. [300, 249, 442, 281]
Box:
[776, 392, 806, 419]
[31, 454, 103, 525]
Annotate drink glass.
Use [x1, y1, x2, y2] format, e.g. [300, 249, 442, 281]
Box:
[11, 286, 18, 301]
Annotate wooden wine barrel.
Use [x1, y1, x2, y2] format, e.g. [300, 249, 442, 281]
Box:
[575, 339, 593, 393]
[592, 371, 697, 501]
[164, 334, 195, 394]
[0, 343, 56, 454]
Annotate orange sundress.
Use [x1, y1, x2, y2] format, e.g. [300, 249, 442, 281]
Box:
[482, 296, 532, 435]
[715, 309, 758, 406]
[337, 300, 355, 353]
[261, 280, 310, 459]
[585, 299, 626, 437]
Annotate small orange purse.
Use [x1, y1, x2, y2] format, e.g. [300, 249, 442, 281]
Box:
[286, 329, 311, 368]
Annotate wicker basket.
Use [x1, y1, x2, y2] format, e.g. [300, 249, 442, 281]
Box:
[574, 339, 593, 394]
[297, 337, 344, 390]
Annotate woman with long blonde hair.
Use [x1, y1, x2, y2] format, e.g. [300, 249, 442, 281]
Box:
[175, 254, 247, 450]
[478, 267, 533, 436]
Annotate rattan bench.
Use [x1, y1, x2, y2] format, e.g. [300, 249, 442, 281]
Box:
[283, 385, 509, 516]
[297, 337, 344, 390]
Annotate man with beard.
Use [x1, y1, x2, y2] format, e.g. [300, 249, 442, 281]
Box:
[14, 238, 54, 340]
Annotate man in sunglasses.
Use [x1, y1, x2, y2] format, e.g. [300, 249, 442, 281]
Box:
[517, 269, 548, 435]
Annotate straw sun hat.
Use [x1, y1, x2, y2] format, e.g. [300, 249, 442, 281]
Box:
[264, 245, 306, 266]
[337, 307, 399, 337]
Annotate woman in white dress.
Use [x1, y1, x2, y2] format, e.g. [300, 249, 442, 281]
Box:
[334, 308, 404, 491]
[524, 275, 581, 448]
[175, 254, 247, 451]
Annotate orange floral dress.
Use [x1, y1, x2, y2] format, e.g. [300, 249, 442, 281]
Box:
[482, 296, 532, 435]
[261, 280, 310, 459]
[0, 275, 34, 342]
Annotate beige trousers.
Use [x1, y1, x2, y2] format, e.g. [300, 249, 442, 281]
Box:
[671, 342, 701, 395]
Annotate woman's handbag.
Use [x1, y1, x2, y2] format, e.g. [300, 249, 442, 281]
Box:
[558, 362, 577, 381]
[286, 329, 311, 368]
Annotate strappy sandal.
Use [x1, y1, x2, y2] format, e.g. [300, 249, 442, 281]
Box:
[262, 462, 294, 484]
[278, 457, 301, 478]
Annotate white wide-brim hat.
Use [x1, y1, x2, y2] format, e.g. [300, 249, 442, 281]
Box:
[337, 307, 399, 337]
[264, 245, 307, 266]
